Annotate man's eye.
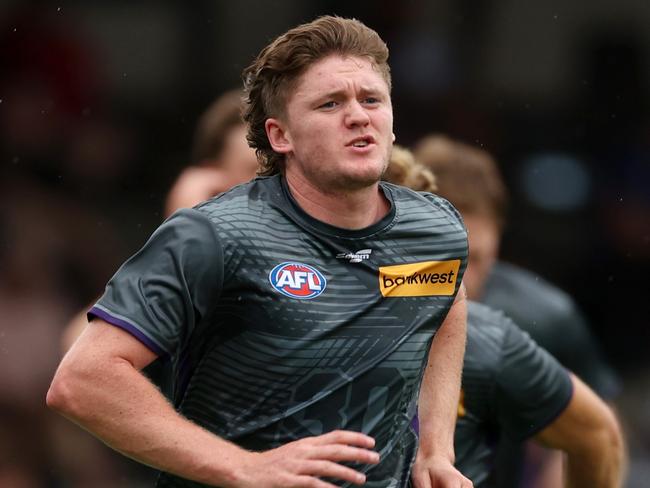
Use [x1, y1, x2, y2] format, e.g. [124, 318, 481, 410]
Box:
[363, 97, 379, 104]
[319, 101, 337, 109]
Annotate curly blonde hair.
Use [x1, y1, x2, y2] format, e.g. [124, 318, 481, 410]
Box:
[383, 145, 437, 193]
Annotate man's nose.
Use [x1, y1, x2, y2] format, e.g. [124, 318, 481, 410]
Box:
[344, 100, 370, 127]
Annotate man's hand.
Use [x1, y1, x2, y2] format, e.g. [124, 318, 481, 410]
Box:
[411, 454, 473, 488]
[234, 430, 380, 488]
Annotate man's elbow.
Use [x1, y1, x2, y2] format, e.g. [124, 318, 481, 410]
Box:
[601, 409, 626, 478]
[46, 364, 86, 419]
[591, 404, 625, 458]
[570, 408, 627, 485]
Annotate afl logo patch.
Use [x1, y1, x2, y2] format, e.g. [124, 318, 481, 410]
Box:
[269, 262, 327, 299]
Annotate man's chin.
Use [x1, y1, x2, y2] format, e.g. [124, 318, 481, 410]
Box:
[342, 159, 388, 186]
[333, 169, 384, 192]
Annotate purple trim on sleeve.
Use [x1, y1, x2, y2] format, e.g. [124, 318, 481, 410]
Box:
[88, 306, 167, 357]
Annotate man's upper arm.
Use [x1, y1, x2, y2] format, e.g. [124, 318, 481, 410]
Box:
[71, 317, 159, 371]
[533, 374, 619, 452]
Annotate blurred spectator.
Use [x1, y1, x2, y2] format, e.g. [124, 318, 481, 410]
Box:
[0, 5, 141, 486]
[63, 88, 257, 352]
[164, 89, 258, 216]
[55, 88, 258, 486]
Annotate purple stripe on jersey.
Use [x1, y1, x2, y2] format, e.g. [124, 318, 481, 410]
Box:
[88, 306, 167, 357]
[411, 414, 419, 436]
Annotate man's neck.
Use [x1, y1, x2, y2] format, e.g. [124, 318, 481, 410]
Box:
[284, 172, 390, 230]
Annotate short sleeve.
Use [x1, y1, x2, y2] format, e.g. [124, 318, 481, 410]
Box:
[89, 208, 224, 357]
[494, 318, 573, 441]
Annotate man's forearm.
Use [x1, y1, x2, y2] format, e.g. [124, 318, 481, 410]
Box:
[417, 288, 467, 461]
[564, 423, 625, 488]
[565, 446, 624, 487]
[535, 375, 626, 488]
[47, 347, 250, 486]
[48, 320, 254, 486]
[48, 321, 382, 488]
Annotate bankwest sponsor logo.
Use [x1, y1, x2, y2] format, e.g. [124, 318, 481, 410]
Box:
[379, 260, 460, 297]
[269, 262, 327, 300]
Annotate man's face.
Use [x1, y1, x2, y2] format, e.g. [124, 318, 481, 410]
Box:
[270, 55, 394, 193]
[462, 214, 501, 300]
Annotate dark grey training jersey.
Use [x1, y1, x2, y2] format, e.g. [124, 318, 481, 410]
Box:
[90, 175, 468, 487]
[482, 261, 619, 399]
[482, 262, 619, 488]
[454, 302, 573, 488]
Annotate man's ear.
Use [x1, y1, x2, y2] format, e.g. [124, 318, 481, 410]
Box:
[265, 118, 292, 155]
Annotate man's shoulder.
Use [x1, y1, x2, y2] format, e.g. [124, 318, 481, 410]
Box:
[381, 182, 466, 230]
[468, 300, 509, 325]
[381, 181, 453, 207]
[483, 261, 578, 323]
[194, 175, 281, 220]
[484, 261, 621, 399]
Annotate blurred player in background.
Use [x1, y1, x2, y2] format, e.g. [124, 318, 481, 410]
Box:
[164, 89, 258, 215]
[62, 89, 257, 352]
[411, 136, 621, 487]
[56, 89, 257, 487]
[385, 145, 626, 488]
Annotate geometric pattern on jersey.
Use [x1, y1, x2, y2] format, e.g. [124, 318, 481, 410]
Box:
[90, 175, 468, 487]
[453, 301, 573, 488]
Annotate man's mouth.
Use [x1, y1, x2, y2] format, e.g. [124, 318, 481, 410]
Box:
[347, 136, 376, 148]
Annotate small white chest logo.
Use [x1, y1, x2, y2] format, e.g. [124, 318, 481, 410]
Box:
[336, 249, 372, 263]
